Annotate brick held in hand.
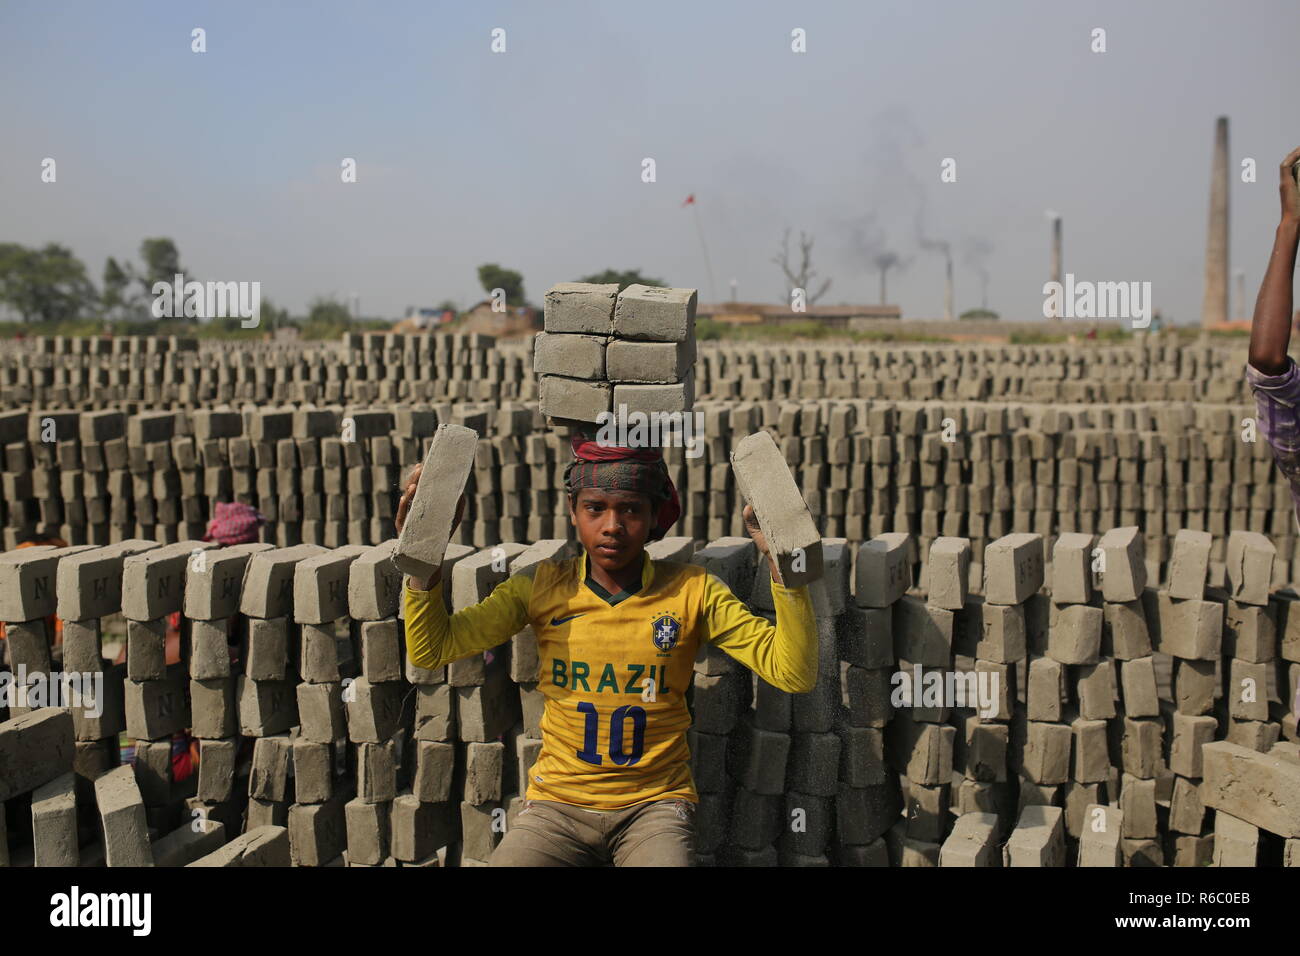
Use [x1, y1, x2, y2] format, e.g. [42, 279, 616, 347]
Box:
[393, 423, 479, 581]
[729, 430, 822, 588]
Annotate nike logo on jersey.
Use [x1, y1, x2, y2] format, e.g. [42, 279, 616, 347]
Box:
[550, 613, 586, 626]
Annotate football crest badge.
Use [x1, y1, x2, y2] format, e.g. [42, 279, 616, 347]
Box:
[650, 613, 680, 652]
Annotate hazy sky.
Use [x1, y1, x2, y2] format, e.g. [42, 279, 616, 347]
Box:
[3, 0, 1299, 324]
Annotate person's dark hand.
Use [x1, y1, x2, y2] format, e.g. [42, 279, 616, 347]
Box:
[1279, 145, 1300, 227]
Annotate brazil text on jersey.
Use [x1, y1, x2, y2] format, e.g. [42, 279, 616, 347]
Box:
[551, 659, 672, 694]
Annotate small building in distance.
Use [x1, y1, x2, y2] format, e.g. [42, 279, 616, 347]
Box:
[403, 306, 455, 329]
[456, 300, 541, 339]
[699, 302, 902, 329]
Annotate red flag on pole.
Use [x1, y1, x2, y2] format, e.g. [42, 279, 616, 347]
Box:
[682, 194, 695, 207]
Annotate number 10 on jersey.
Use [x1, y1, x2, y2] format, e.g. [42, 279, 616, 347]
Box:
[575, 702, 647, 766]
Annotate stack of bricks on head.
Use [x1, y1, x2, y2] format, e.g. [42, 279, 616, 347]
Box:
[534, 282, 696, 424]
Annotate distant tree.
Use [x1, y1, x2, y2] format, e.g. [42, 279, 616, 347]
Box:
[577, 269, 666, 292]
[0, 242, 96, 323]
[307, 296, 352, 325]
[137, 237, 192, 321]
[772, 229, 831, 306]
[139, 238, 185, 290]
[0, 243, 33, 320]
[101, 256, 145, 320]
[959, 308, 999, 320]
[259, 297, 291, 330]
[477, 264, 526, 307]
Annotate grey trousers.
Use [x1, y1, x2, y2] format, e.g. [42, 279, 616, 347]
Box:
[489, 798, 696, 867]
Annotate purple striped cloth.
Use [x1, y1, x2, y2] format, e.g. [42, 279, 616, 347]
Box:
[1246, 359, 1300, 532]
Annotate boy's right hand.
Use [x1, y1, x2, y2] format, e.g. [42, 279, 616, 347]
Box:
[396, 463, 423, 535]
[1279, 146, 1300, 226]
[395, 463, 467, 538]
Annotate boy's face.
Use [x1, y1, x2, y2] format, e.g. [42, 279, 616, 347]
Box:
[569, 487, 655, 575]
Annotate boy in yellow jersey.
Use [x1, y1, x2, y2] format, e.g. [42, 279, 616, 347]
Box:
[396, 427, 818, 866]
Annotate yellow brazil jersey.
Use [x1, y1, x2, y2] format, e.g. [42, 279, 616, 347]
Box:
[404, 549, 817, 811]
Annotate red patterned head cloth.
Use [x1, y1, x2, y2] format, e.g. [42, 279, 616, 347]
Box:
[564, 425, 681, 542]
[203, 501, 266, 546]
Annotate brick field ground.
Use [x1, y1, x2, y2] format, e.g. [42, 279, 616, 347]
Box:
[0, 331, 1296, 868]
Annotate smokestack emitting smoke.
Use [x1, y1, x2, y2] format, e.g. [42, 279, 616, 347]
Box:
[961, 237, 994, 312]
[919, 237, 953, 320]
[874, 252, 899, 305]
[945, 253, 953, 321]
[1046, 210, 1062, 320]
[1202, 116, 1230, 329]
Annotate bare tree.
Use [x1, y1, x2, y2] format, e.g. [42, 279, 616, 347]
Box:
[772, 228, 831, 305]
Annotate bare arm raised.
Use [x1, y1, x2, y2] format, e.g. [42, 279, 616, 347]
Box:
[1247, 146, 1300, 374]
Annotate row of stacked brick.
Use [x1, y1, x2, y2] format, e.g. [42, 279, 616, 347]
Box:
[688, 525, 1300, 866]
[0, 534, 581, 866]
[0, 401, 562, 553]
[694, 342, 1248, 404]
[2, 394, 1295, 587]
[0, 336, 1256, 410]
[1, 334, 515, 408]
[2, 525, 1296, 866]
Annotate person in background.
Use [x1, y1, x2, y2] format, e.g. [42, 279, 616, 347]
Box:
[1246, 147, 1300, 522]
[1244, 146, 1300, 722]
